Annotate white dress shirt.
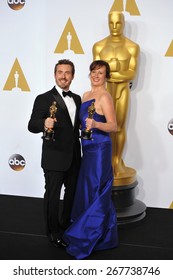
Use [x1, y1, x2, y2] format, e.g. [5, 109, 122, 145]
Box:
[55, 85, 76, 126]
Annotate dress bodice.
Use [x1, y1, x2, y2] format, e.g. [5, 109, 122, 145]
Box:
[80, 99, 111, 146]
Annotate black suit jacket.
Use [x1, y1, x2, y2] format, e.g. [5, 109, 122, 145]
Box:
[28, 86, 81, 171]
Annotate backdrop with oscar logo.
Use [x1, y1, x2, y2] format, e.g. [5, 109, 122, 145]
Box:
[0, 0, 173, 209]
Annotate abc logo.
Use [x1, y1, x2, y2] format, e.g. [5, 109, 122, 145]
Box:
[167, 119, 173, 135]
[7, 0, 25, 11]
[8, 154, 26, 171]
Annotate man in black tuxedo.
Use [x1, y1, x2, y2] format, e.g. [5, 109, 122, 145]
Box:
[28, 59, 81, 248]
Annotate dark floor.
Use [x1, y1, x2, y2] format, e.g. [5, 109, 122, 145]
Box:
[0, 194, 173, 260]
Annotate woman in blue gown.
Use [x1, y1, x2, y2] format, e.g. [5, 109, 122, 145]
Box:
[63, 60, 118, 259]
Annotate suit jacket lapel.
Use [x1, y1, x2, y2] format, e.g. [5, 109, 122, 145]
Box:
[52, 87, 67, 111]
[72, 94, 81, 129]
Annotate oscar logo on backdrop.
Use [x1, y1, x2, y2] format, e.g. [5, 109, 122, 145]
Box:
[165, 40, 173, 57]
[93, 10, 146, 225]
[54, 18, 84, 55]
[3, 58, 30, 92]
[110, 0, 140, 15]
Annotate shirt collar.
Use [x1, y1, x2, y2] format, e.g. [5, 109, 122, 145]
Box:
[55, 85, 72, 96]
[55, 85, 64, 96]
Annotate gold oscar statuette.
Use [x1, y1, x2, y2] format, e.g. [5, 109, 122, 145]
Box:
[93, 11, 140, 185]
[42, 101, 57, 141]
[81, 102, 95, 140]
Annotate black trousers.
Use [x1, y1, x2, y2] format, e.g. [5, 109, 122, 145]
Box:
[43, 155, 80, 241]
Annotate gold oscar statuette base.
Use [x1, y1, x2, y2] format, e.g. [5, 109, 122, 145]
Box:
[113, 166, 136, 186]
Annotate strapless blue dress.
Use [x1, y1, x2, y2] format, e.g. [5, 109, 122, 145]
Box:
[63, 99, 118, 259]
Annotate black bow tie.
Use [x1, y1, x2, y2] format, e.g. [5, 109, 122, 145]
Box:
[62, 90, 72, 98]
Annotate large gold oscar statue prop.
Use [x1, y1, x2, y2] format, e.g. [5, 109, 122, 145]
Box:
[93, 11, 146, 225]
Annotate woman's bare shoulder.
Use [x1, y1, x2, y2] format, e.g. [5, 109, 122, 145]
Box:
[100, 90, 113, 102]
[82, 91, 91, 102]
